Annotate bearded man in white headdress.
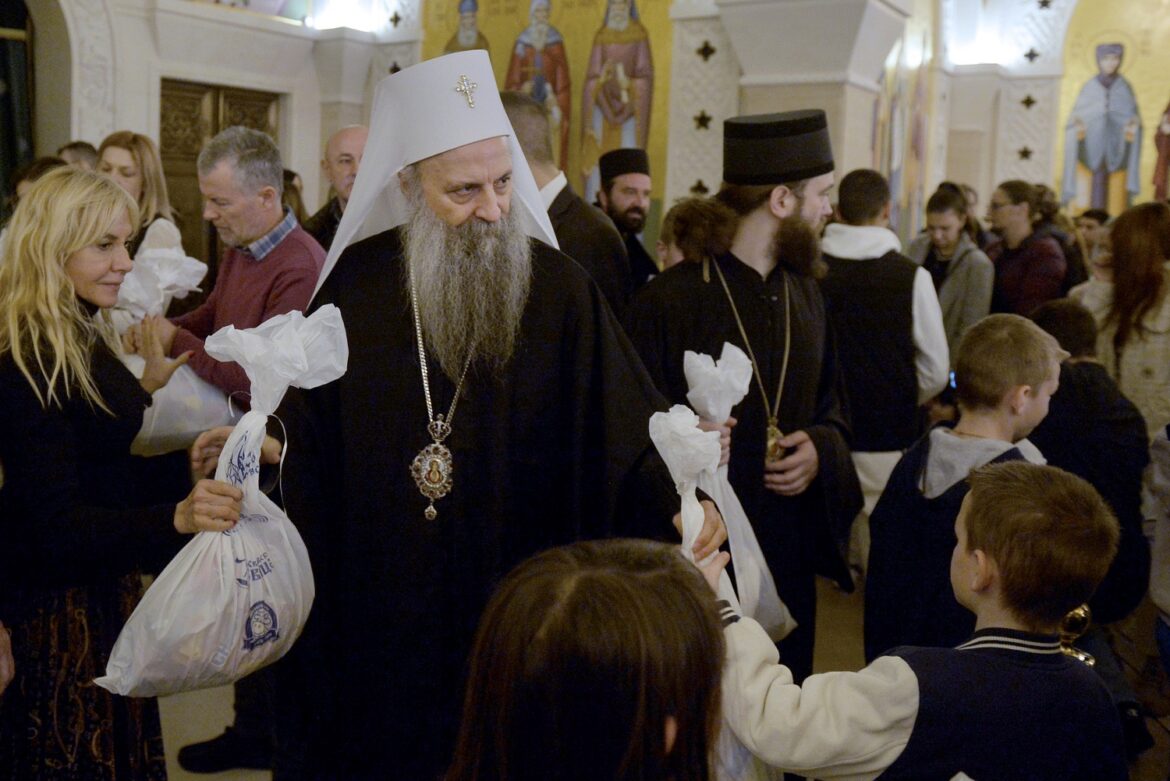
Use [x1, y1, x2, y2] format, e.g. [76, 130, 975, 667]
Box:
[267, 51, 725, 780]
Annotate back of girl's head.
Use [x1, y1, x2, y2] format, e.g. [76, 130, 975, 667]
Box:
[660, 197, 737, 263]
[98, 130, 174, 225]
[447, 539, 724, 781]
[1107, 202, 1170, 349]
[1032, 183, 1061, 224]
[0, 167, 137, 408]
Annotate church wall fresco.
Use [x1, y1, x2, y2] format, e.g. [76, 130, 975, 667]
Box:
[871, 0, 935, 243]
[1057, 0, 1170, 211]
[421, 0, 671, 219]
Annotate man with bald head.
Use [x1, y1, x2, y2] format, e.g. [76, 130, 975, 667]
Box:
[272, 51, 724, 779]
[303, 125, 368, 251]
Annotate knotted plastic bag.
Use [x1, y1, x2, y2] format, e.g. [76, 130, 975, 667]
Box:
[685, 343, 795, 641]
[110, 246, 207, 335]
[648, 404, 783, 781]
[96, 305, 348, 697]
[109, 248, 235, 455]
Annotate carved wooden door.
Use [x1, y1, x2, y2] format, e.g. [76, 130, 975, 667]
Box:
[159, 79, 279, 313]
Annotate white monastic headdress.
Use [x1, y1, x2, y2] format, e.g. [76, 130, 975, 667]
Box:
[315, 50, 558, 295]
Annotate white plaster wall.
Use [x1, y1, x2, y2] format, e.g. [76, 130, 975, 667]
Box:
[941, 0, 1080, 193]
[31, 0, 429, 212]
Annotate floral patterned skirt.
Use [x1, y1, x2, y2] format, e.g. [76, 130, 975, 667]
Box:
[0, 574, 166, 780]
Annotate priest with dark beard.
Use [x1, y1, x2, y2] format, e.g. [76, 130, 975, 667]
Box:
[265, 51, 726, 780]
[628, 111, 862, 684]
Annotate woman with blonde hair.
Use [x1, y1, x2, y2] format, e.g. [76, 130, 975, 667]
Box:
[97, 130, 182, 258]
[0, 167, 245, 779]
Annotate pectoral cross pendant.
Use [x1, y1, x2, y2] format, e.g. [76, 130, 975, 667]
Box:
[766, 417, 785, 463]
[410, 415, 455, 520]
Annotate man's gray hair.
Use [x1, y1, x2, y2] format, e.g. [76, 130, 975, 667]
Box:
[198, 126, 284, 196]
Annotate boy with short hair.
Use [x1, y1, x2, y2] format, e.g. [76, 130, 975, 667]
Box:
[864, 314, 1067, 661]
[717, 461, 1127, 780]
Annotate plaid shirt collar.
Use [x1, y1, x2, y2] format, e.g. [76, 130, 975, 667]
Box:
[241, 208, 297, 261]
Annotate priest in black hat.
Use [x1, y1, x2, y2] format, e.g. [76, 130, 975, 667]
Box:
[628, 109, 862, 683]
[597, 147, 659, 291]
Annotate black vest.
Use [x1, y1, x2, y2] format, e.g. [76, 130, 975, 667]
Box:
[820, 250, 918, 451]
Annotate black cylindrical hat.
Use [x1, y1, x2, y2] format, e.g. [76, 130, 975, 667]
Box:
[723, 110, 834, 186]
[599, 147, 650, 181]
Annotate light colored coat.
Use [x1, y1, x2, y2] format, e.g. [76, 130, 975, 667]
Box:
[1069, 265, 1170, 438]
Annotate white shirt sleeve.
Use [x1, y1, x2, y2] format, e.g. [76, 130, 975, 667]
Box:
[722, 617, 919, 780]
[911, 266, 950, 403]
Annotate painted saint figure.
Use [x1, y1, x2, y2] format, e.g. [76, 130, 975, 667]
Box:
[579, 0, 652, 201]
[505, 0, 572, 168]
[1062, 43, 1141, 214]
[1152, 96, 1170, 201]
[444, 0, 491, 56]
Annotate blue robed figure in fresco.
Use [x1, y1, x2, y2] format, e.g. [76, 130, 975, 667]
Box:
[1062, 43, 1141, 214]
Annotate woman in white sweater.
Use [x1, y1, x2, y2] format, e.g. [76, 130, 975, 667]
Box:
[1070, 201, 1170, 438]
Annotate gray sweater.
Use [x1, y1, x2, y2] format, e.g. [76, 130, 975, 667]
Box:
[907, 232, 994, 361]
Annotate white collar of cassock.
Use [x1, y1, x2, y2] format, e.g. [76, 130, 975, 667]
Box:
[314, 50, 559, 298]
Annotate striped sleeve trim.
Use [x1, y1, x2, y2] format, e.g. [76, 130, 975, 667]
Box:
[716, 599, 740, 627]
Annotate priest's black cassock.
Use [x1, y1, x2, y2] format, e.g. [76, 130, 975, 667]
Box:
[271, 228, 678, 779]
[628, 252, 862, 681]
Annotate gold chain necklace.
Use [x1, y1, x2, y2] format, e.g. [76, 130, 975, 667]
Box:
[408, 276, 472, 520]
[711, 259, 792, 463]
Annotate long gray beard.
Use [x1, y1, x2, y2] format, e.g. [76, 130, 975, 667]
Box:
[402, 202, 532, 380]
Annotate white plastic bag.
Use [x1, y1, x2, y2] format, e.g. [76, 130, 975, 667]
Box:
[107, 247, 233, 455]
[123, 355, 239, 457]
[648, 405, 740, 608]
[648, 405, 783, 781]
[109, 246, 207, 336]
[685, 343, 795, 642]
[96, 305, 349, 697]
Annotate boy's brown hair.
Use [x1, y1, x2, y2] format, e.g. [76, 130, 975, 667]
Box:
[965, 462, 1119, 629]
[954, 314, 1069, 410]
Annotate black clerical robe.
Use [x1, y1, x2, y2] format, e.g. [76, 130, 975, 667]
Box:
[628, 253, 861, 680]
[272, 227, 677, 779]
[549, 183, 632, 322]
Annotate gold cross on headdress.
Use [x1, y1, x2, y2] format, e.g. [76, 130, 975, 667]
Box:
[454, 75, 478, 108]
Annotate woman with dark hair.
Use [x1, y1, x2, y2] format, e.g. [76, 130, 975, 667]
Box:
[283, 168, 309, 225]
[1032, 183, 1087, 291]
[985, 179, 1067, 316]
[655, 196, 737, 270]
[447, 538, 724, 781]
[907, 186, 994, 360]
[1084, 202, 1170, 437]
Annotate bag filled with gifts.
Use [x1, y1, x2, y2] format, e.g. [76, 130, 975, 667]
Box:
[648, 405, 784, 781]
[95, 305, 348, 697]
[110, 247, 238, 456]
[685, 342, 794, 641]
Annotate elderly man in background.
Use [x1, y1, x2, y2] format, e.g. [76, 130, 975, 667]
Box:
[304, 125, 368, 251]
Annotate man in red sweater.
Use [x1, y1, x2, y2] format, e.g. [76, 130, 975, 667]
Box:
[125, 126, 324, 403]
[122, 127, 323, 773]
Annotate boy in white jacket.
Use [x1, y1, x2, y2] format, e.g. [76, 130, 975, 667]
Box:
[710, 461, 1126, 780]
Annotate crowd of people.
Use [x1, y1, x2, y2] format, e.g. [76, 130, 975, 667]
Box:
[0, 47, 1167, 780]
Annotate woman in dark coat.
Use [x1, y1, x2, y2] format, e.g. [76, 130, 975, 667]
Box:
[0, 167, 244, 780]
